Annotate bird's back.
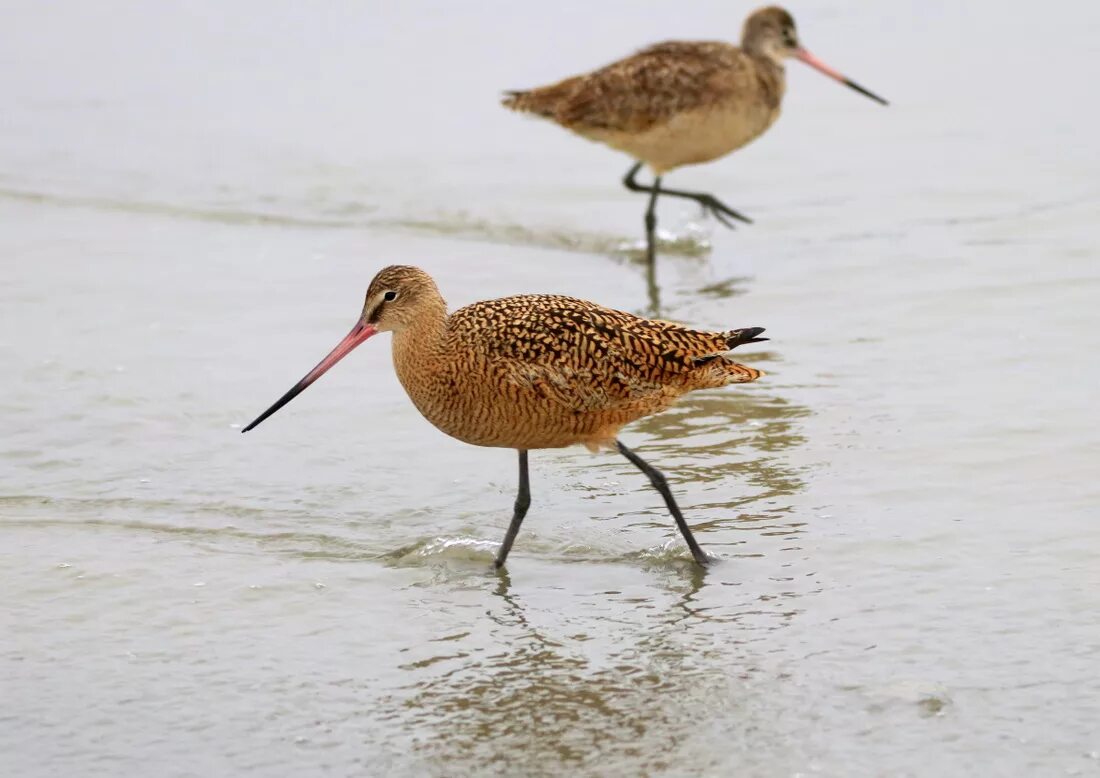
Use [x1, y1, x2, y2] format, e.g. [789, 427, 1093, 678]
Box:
[395, 294, 763, 450]
[503, 41, 785, 172]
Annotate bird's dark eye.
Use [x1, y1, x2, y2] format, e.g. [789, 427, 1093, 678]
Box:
[383, 291, 397, 302]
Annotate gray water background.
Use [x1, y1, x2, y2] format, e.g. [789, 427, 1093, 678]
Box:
[2, 1, 1099, 775]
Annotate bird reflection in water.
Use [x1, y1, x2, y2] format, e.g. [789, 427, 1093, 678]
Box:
[391, 551, 810, 773]
[386, 388, 813, 773]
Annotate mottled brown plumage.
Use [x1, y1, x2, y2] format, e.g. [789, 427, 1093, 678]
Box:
[504, 6, 883, 174]
[243, 265, 768, 568]
[504, 37, 785, 175]
[503, 6, 887, 264]
[374, 266, 763, 450]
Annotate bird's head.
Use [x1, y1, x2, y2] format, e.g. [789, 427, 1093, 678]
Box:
[241, 265, 444, 433]
[361, 264, 444, 334]
[742, 6, 888, 106]
[741, 6, 800, 62]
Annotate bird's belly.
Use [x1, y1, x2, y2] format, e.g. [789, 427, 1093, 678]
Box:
[396, 367, 567, 449]
[596, 105, 781, 174]
[396, 363, 681, 451]
[404, 387, 591, 450]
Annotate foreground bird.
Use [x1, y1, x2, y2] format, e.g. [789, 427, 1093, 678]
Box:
[503, 6, 888, 264]
[243, 265, 767, 567]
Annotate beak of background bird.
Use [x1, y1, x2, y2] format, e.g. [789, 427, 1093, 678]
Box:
[795, 48, 888, 106]
[241, 320, 379, 432]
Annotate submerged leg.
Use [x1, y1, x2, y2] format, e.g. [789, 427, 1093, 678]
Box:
[622, 162, 662, 264]
[622, 162, 752, 228]
[616, 440, 710, 566]
[494, 450, 531, 568]
[622, 163, 663, 314]
[644, 176, 660, 266]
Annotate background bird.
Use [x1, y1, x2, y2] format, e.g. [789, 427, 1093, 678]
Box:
[503, 5, 888, 265]
[242, 265, 767, 567]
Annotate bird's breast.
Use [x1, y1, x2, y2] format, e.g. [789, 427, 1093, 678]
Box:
[391, 351, 678, 451]
[608, 101, 783, 174]
[392, 353, 569, 449]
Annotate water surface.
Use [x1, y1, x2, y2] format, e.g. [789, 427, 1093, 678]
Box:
[2, 1, 1099, 775]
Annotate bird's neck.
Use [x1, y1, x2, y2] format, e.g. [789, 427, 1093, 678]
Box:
[391, 297, 449, 386]
[750, 50, 785, 72]
[741, 29, 779, 60]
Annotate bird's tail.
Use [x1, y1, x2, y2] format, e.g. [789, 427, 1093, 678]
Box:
[501, 88, 556, 118]
[501, 77, 584, 118]
[501, 90, 529, 110]
[692, 327, 767, 384]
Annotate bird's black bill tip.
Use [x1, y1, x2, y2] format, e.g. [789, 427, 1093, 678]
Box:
[239, 320, 379, 439]
[795, 48, 888, 107]
[843, 78, 889, 106]
[240, 380, 309, 435]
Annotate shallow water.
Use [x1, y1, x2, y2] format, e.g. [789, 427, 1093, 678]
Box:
[2, 1, 1099, 776]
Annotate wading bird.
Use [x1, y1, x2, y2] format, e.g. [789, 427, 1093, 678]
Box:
[503, 5, 887, 264]
[242, 266, 767, 567]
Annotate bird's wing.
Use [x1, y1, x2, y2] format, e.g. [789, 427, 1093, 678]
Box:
[548, 41, 751, 134]
[445, 295, 732, 412]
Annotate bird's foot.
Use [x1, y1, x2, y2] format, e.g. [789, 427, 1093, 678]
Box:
[691, 194, 753, 228]
[691, 549, 714, 567]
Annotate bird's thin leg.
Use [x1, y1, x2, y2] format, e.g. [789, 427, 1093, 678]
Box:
[622, 162, 752, 228]
[644, 250, 661, 317]
[494, 450, 531, 569]
[622, 163, 662, 314]
[656, 183, 753, 227]
[644, 176, 660, 267]
[622, 161, 646, 191]
[616, 440, 710, 566]
[624, 162, 660, 263]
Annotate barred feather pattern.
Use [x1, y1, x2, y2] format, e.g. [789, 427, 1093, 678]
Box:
[504, 42, 773, 130]
[502, 39, 785, 173]
[367, 266, 765, 451]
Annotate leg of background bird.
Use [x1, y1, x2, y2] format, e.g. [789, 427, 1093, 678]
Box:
[616, 440, 710, 566]
[623, 161, 750, 228]
[654, 184, 753, 226]
[622, 161, 645, 192]
[494, 450, 531, 568]
[624, 162, 663, 314]
[644, 256, 661, 317]
[644, 179, 660, 266]
[624, 162, 659, 262]
[643, 182, 662, 315]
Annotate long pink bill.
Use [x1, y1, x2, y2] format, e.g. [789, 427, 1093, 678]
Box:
[242, 320, 378, 433]
[795, 48, 888, 106]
